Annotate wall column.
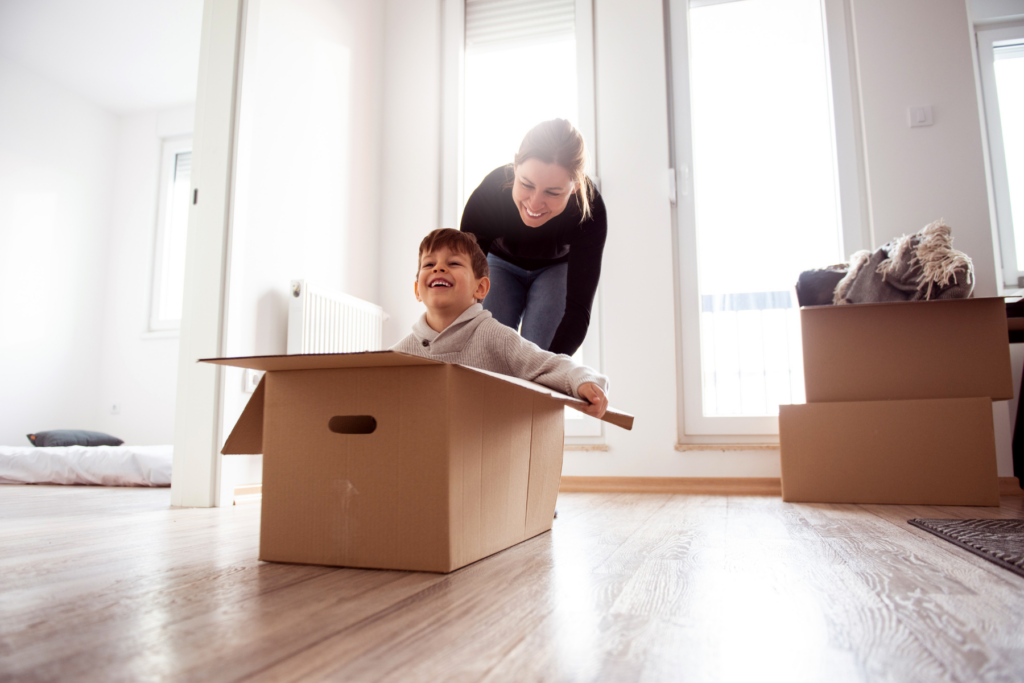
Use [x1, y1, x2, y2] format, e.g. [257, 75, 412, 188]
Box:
[171, 0, 244, 508]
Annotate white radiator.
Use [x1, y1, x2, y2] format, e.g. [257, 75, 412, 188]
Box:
[286, 280, 387, 354]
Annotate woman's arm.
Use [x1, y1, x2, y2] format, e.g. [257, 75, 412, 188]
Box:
[459, 166, 510, 255]
[547, 195, 608, 356]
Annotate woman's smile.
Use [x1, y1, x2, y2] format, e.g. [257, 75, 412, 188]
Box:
[512, 158, 575, 228]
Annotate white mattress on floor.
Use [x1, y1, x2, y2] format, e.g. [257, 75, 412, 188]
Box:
[0, 445, 173, 487]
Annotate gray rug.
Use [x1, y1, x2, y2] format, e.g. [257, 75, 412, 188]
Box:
[908, 518, 1024, 579]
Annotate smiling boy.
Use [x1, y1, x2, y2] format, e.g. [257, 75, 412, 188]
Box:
[391, 228, 609, 418]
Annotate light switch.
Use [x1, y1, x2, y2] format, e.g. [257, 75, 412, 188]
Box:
[908, 105, 933, 127]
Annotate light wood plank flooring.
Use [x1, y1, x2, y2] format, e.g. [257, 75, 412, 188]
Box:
[2, 486, 1023, 682]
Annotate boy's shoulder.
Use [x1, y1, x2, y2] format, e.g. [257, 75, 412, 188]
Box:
[472, 314, 520, 343]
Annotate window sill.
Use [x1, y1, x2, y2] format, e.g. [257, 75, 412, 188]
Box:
[141, 329, 180, 340]
[564, 444, 609, 452]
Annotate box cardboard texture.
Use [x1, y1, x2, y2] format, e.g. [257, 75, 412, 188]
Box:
[780, 298, 1009, 506]
[204, 351, 633, 573]
[779, 398, 999, 506]
[800, 297, 1012, 403]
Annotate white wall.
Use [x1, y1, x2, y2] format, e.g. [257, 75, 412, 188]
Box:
[378, 0, 442, 347]
[91, 106, 194, 446]
[0, 57, 118, 446]
[851, 0, 997, 296]
[219, 0, 387, 500]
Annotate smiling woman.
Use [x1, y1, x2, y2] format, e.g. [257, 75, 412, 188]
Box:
[461, 119, 607, 357]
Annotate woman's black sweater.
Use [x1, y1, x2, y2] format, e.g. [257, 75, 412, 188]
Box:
[460, 165, 607, 357]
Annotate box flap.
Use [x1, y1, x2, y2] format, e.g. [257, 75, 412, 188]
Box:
[461, 366, 635, 431]
[200, 350, 442, 372]
[201, 351, 635, 430]
[221, 375, 265, 455]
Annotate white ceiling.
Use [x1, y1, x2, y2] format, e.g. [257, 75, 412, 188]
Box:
[0, 0, 204, 114]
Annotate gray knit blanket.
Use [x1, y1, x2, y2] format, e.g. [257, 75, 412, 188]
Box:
[796, 220, 974, 306]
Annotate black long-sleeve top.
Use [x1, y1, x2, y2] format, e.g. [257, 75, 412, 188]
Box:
[461, 165, 607, 357]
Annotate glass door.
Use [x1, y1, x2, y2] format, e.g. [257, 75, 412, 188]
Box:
[977, 26, 1024, 288]
[669, 0, 864, 435]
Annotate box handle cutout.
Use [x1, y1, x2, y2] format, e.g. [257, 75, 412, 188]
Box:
[329, 416, 377, 434]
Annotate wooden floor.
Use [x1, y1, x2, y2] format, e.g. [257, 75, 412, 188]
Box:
[2, 488, 1023, 683]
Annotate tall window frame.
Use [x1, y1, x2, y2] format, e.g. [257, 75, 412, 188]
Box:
[976, 21, 1024, 290]
[149, 136, 194, 333]
[667, 0, 867, 438]
[441, 0, 604, 439]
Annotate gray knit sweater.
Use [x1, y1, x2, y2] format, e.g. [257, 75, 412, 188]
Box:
[391, 304, 608, 399]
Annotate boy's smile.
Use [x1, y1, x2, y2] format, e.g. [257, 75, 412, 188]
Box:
[415, 246, 490, 332]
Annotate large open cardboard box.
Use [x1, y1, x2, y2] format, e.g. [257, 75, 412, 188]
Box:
[780, 297, 1010, 506]
[202, 351, 633, 573]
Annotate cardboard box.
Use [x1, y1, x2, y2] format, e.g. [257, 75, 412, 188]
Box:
[202, 351, 633, 573]
[800, 297, 1013, 403]
[781, 298, 1010, 506]
[779, 397, 1000, 506]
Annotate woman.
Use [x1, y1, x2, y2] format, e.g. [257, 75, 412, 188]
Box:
[460, 119, 606, 358]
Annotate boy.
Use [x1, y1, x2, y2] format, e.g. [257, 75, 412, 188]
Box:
[392, 229, 609, 419]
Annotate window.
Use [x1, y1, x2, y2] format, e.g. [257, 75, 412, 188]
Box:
[668, 0, 865, 436]
[445, 0, 597, 223]
[977, 25, 1024, 289]
[150, 137, 192, 331]
[463, 0, 579, 202]
[443, 0, 603, 437]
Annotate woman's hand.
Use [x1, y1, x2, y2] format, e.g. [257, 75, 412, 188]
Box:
[577, 382, 608, 419]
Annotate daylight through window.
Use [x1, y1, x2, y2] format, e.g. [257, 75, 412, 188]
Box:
[688, 0, 844, 418]
[150, 138, 192, 331]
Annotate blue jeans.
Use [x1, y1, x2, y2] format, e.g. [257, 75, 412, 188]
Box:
[483, 253, 568, 351]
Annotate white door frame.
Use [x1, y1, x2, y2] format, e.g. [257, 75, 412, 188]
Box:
[171, 0, 245, 508]
[976, 23, 1024, 288]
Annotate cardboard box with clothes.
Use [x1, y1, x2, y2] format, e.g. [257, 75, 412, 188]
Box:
[780, 297, 1011, 506]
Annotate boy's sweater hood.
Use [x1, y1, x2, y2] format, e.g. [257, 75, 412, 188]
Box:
[392, 303, 608, 399]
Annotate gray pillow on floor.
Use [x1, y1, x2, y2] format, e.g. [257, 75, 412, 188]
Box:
[27, 430, 125, 447]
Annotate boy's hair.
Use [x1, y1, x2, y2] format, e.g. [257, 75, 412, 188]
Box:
[418, 229, 489, 279]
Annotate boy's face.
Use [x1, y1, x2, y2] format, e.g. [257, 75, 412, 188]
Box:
[415, 245, 490, 314]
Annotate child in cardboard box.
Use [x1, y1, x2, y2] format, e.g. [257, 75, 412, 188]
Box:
[392, 228, 610, 419]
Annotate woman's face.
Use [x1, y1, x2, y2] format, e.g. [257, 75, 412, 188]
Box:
[512, 158, 575, 228]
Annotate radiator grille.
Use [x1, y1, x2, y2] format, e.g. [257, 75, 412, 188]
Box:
[287, 280, 386, 354]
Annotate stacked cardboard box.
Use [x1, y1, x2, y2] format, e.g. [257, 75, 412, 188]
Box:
[779, 297, 1012, 506]
[203, 351, 633, 572]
